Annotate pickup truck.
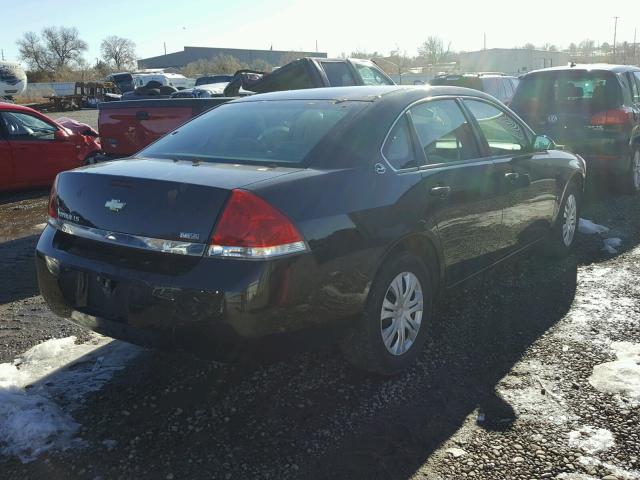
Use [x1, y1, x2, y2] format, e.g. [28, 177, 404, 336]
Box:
[98, 58, 394, 159]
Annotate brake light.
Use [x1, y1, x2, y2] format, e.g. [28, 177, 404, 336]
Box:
[209, 189, 307, 259]
[590, 108, 633, 126]
[48, 176, 59, 219]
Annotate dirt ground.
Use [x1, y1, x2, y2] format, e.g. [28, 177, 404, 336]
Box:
[0, 171, 638, 479]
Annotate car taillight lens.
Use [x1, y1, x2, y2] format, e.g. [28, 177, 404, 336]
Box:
[208, 189, 307, 259]
[590, 108, 633, 126]
[48, 176, 59, 219]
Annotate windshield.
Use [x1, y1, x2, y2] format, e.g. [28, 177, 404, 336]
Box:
[139, 100, 364, 165]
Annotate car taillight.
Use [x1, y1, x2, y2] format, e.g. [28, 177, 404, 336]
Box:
[590, 108, 633, 126]
[208, 189, 307, 259]
[48, 176, 59, 219]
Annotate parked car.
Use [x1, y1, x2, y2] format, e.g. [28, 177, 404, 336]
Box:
[0, 104, 101, 191]
[510, 64, 640, 192]
[38, 85, 585, 374]
[430, 73, 519, 105]
[97, 57, 395, 159]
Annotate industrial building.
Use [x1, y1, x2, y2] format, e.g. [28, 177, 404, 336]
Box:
[138, 46, 327, 69]
[458, 48, 570, 75]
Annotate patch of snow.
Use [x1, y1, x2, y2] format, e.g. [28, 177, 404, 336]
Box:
[498, 360, 577, 426]
[579, 218, 610, 235]
[445, 447, 467, 458]
[0, 335, 141, 462]
[602, 237, 622, 254]
[568, 426, 615, 454]
[556, 474, 599, 480]
[589, 342, 640, 406]
[603, 237, 622, 248]
[578, 455, 640, 480]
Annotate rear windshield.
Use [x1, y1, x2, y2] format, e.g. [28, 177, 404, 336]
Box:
[430, 76, 482, 90]
[195, 75, 233, 86]
[139, 100, 364, 165]
[512, 71, 622, 114]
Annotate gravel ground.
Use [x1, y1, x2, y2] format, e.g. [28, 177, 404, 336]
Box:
[0, 185, 638, 480]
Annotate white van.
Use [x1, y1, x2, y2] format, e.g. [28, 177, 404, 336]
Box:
[0, 61, 27, 99]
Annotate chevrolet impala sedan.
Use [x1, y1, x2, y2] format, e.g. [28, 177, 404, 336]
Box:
[36, 86, 585, 374]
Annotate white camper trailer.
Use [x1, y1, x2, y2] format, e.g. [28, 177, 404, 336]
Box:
[0, 61, 27, 99]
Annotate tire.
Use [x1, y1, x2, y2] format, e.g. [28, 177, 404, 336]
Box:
[340, 253, 434, 375]
[619, 146, 640, 195]
[543, 182, 580, 257]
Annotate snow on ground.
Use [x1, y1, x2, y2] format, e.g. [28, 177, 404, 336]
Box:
[0, 335, 141, 462]
[589, 342, 640, 407]
[578, 218, 610, 235]
[568, 426, 615, 454]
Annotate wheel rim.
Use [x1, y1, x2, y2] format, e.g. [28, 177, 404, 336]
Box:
[380, 272, 423, 356]
[633, 150, 640, 190]
[562, 193, 577, 247]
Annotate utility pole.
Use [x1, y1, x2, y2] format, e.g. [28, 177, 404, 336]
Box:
[613, 16, 619, 63]
[164, 42, 167, 56]
[483, 33, 486, 50]
[1, 49, 4, 61]
[634, 28, 637, 65]
[315, 40, 318, 53]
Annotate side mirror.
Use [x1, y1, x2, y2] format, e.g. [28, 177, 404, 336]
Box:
[54, 129, 70, 142]
[532, 134, 555, 152]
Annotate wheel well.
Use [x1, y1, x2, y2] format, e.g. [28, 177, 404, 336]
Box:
[382, 235, 442, 296]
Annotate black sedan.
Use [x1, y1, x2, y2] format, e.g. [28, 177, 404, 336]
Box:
[37, 86, 585, 375]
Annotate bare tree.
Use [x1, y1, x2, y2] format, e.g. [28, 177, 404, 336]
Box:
[523, 43, 536, 50]
[418, 36, 451, 65]
[579, 39, 596, 57]
[17, 26, 87, 73]
[100, 36, 137, 70]
[42, 26, 88, 69]
[16, 31, 52, 71]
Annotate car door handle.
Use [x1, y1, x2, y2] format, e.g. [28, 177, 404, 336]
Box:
[429, 186, 451, 198]
[504, 172, 520, 182]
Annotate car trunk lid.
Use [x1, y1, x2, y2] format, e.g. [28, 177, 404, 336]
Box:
[53, 158, 302, 245]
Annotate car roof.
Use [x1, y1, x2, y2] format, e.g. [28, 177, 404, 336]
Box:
[525, 63, 640, 76]
[0, 103, 40, 114]
[231, 85, 498, 104]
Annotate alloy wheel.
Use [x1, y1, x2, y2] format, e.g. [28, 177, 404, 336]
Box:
[562, 193, 577, 247]
[380, 272, 424, 356]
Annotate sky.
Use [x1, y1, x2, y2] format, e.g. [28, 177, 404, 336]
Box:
[1, 0, 639, 65]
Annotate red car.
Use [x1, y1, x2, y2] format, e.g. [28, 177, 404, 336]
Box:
[0, 103, 101, 191]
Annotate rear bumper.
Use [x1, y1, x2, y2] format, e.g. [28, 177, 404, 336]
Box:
[36, 225, 366, 352]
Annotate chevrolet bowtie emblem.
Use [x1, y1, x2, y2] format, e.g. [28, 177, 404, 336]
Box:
[105, 199, 126, 212]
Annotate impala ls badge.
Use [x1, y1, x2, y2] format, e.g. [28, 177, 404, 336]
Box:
[105, 199, 126, 212]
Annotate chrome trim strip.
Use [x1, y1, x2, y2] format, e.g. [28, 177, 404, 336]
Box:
[48, 218, 207, 257]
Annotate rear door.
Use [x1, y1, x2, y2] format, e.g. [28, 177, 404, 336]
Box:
[462, 98, 556, 250]
[406, 98, 506, 285]
[0, 110, 78, 187]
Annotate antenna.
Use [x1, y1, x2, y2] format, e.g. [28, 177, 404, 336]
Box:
[613, 16, 619, 62]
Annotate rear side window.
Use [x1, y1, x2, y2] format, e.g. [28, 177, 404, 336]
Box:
[140, 100, 363, 165]
[253, 62, 314, 92]
[409, 99, 480, 164]
[464, 99, 530, 156]
[634, 73, 640, 103]
[512, 71, 622, 115]
[321, 62, 357, 86]
[353, 63, 393, 86]
[382, 115, 418, 170]
[482, 78, 504, 100]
